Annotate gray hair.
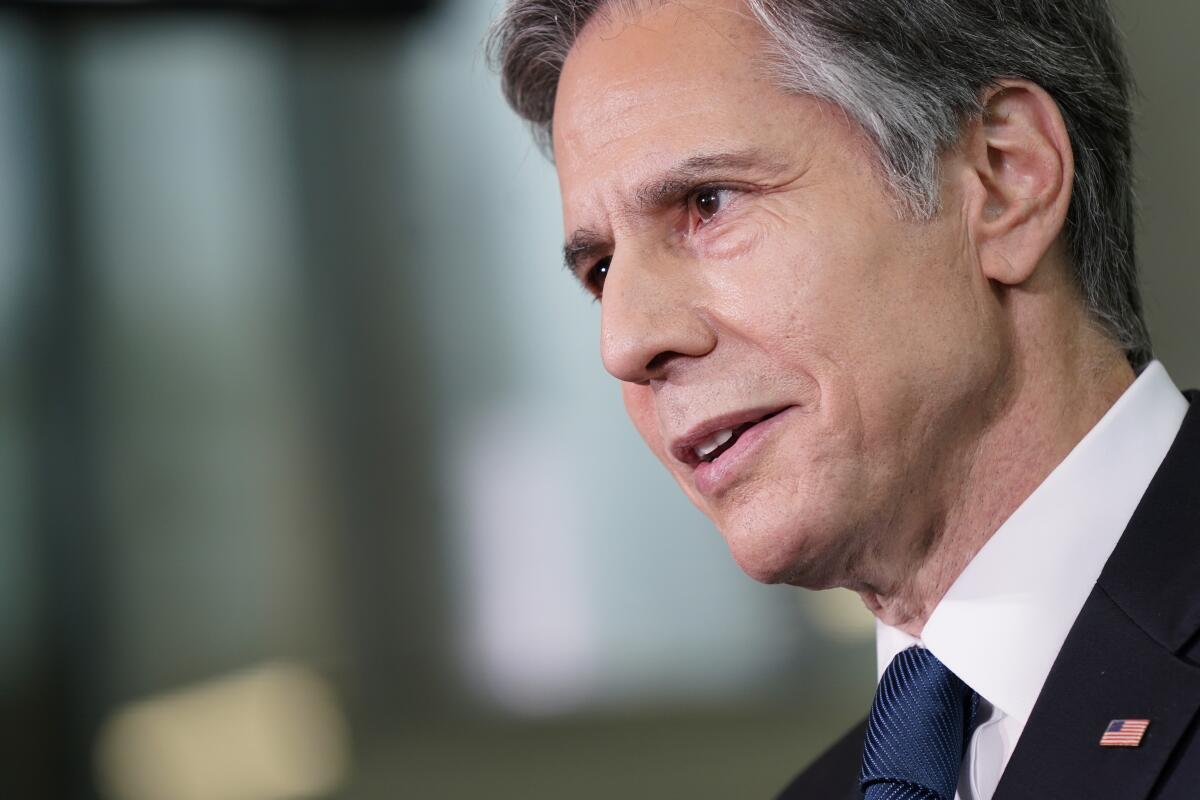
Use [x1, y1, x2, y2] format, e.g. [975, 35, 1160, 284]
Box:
[487, 0, 1152, 367]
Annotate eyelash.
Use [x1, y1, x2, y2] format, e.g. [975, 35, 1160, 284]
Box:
[582, 184, 739, 300]
[584, 256, 611, 300]
[686, 185, 736, 229]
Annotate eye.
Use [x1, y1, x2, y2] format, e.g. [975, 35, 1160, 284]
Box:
[688, 187, 732, 226]
[586, 256, 612, 296]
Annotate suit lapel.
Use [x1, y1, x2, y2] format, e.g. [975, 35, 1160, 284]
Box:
[995, 389, 1200, 800]
[774, 718, 866, 800]
[993, 587, 1200, 799]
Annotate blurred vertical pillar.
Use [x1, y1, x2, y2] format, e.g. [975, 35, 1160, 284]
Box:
[20, 16, 105, 800]
[283, 17, 452, 728]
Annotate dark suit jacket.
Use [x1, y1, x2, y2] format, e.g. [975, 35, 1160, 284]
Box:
[778, 389, 1200, 799]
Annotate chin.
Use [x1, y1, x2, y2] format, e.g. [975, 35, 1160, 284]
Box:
[722, 518, 819, 586]
[718, 502, 858, 589]
[729, 549, 796, 585]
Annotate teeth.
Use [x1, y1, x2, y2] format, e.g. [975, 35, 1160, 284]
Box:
[694, 428, 734, 459]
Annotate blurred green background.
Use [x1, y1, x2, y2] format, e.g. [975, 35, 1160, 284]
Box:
[0, 2, 1195, 798]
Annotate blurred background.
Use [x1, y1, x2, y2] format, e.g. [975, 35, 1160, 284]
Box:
[0, 1, 1195, 798]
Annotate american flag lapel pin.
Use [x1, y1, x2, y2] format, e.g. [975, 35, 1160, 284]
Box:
[1099, 719, 1150, 747]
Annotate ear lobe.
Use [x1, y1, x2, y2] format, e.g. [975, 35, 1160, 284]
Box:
[966, 81, 1074, 286]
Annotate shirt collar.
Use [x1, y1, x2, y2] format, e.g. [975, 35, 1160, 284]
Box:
[876, 361, 1189, 727]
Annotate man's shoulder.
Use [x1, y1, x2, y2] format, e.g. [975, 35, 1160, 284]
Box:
[994, 386, 1200, 799]
[774, 717, 865, 800]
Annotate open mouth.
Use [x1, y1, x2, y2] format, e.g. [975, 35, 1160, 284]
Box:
[687, 408, 788, 466]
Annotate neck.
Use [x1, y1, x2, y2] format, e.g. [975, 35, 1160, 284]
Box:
[858, 304, 1136, 637]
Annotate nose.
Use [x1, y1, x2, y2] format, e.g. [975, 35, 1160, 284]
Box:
[599, 249, 716, 384]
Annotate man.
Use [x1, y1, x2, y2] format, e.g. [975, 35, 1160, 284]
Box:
[487, 0, 1200, 797]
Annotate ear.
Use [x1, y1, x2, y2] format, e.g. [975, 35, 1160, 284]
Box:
[961, 80, 1074, 286]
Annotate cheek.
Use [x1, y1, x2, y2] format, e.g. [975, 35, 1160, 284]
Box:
[621, 384, 666, 459]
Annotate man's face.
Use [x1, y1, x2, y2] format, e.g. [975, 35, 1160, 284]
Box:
[552, 0, 1005, 588]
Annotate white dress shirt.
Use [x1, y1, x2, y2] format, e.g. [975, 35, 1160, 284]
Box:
[874, 360, 1189, 800]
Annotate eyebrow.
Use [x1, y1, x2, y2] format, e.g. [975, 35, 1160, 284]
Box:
[561, 147, 781, 275]
[563, 229, 609, 277]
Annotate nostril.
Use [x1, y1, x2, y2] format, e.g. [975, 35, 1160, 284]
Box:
[645, 350, 686, 374]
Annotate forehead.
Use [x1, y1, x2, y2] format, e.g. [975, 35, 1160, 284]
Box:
[551, 0, 809, 220]
[555, 0, 766, 132]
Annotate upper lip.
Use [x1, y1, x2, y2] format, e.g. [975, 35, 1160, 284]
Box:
[669, 405, 792, 467]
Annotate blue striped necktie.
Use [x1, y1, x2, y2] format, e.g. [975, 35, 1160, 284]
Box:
[860, 646, 981, 800]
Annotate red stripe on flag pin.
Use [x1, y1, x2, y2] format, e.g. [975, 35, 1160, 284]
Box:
[1100, 719, 1150, 747]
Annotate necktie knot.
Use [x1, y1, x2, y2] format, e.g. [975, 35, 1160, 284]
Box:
[860, 646, 980, 800]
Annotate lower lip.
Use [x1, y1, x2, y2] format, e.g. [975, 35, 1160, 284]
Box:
[692, 406, 798, 497]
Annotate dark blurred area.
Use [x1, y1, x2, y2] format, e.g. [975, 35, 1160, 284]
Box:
[0, 2, 1195, 799]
